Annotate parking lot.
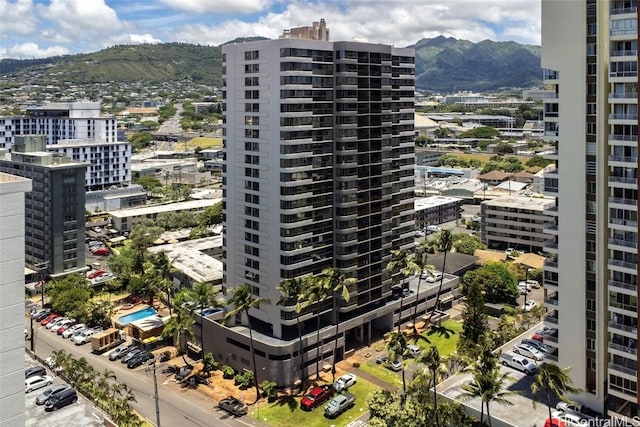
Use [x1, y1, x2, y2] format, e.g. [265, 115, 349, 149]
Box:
[24, 355, 105, 427]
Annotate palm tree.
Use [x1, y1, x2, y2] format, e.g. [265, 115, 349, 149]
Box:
[386, 330, 410, 396]
[409, 244, 434, 336]
[387, 249, 414, 332]
[223, 285, 270, 402]
[316, 267, 356, 383]
[277, 277, 307, 388]
[190, 281, 219, 355]
[297, 275, 331, 381]
[415, 346, 446, 427]
[162, 306, 195, 367]
[531, 364, 583, 424]
[460, 355, 518, 427]
[49, 349, 72, 377]
[429, 229, 453, 323]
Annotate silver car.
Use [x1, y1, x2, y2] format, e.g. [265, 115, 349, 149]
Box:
[35, 384, 70, 405]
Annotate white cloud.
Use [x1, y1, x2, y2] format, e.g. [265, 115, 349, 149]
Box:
[103, 33, 163, 48]
[159, 0, 273, 14]
[0, 0, 38, 37]
[0, 43, 69, 59]
[36, 0, 122, 33]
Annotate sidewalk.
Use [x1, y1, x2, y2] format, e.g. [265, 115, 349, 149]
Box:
[352, 367, 398, 392]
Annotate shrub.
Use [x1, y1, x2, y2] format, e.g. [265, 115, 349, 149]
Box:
[222, 365, 235, 379]
[352, 362, 360, 368]
[234, 370, 254, 389]
[260, 380, 278, 402]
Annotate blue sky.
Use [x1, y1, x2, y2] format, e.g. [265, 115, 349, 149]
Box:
[0, 0, 541, 59]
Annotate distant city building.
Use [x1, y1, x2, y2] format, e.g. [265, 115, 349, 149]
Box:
[414, 196, 463, 229]
[480, 195, 555, 253]
[48, 138, 131, 190]
[0, 172, 31, 426]
[441, 92, 535, 109]
[85, 184, 147, 214]
[281, 18, 329, 41]
[0, 102, 118, 150]
[0, 135, 86, 276]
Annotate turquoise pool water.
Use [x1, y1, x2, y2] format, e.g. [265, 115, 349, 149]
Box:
[117, 307, 157, 325]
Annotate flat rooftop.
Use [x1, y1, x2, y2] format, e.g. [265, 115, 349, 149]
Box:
[415, 195, 463, 211]
[108, 198, 221, 218]
[482, 195, 555, 211]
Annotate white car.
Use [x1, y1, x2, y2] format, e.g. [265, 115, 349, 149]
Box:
[72, 329, 95, 345]
[25, 375, 53, 393]
[522, 300, 537, 312]
[518, 281, 532, 293]
[513, 343, 544, 361]
[551, 410, 585, 425]
[333, 373, 357, 392]
[46, 317, 68, 330]
[62, 324, 86, 339]
[424, 271, 443, 283]
[51, 319, 75, 333]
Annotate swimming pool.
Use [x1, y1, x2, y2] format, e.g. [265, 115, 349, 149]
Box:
[117, 307, 157, 325]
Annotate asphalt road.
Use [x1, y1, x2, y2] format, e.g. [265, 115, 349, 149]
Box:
[26, 315, 257, 427]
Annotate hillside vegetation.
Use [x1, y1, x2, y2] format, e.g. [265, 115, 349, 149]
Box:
[1, 37, 541, 92]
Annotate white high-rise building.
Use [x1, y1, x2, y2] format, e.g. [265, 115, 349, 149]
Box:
[209, 27, 417, 385]
[542, 0, 639, 420]
[0, 172, 31, 427]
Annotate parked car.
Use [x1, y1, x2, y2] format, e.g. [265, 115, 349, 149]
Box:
[25, 375, 53, 393]
[425, 271, 443, 283]
[35, 384, 71, 405]
[40, 313, 60, 326]
[555, 401, 584, 414]
[31, 308, 50, 320]
[513, 343, 544, 361]
[386, 360, 402, 372]
[44, 388, 77, 411]
[56, 321, 76, 335]
[51, 319, 75, 333]
[426, 225, 441, 233]
[333, 373, 357, 392]
[522, 300, 537, 312]
[62, 324, 86, 339]
[91, 247, 110, 256]
[499, 352, 538, 375]
[521, 339, 552, 354]
[46, 316, 67, 330]
[44, 357, 63, 374]
[25, 366, 46, 379]
[526, 279, 541, 289]
[550, 410, 583, 426]
[301, 385, 335, 410]
[121, 348, 144, 364]
[375, 354, 388, 365]
[109, 344, 134, 361]
[407, 344, 421, 358]
[127, 351, 155, 369]
[87, 270, 105, 279]
[324, 392, 355, 418]
[72, 329, 95, 345]
[218, 396, 248, 416]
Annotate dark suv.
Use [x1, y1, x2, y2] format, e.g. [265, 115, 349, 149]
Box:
[25, 366, 46, 379]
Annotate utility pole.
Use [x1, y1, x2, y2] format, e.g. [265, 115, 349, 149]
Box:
[146, 361, 161, 427]
[35, 261, 49, 307]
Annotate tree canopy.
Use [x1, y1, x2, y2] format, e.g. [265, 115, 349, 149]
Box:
[463, 261, 519, 303]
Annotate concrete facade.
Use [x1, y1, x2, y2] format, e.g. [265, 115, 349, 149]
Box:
[217, 36, 417, 385]
[0, 172, 31, 427]
[0, 135, 86, 276]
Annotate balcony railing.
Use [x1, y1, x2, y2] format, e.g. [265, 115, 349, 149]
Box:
[609, 134, 638, 142]
[545, 260, 558, 269]
[544, 241, 558, 250]
[609, 176, 638, 185]
[611, 7, 638, 14]
[608, 237, 638, 248]
[608, 279, 637, 292]
[544, 298, 559, 306]
[608, 362, 637, 377]
[545, 316, 558, 325]
[608, 197, 638, 206]
[544, 353, 558, 362]
[609, 113, 639, 120]
[608, 320, 637, 334]
[609, 342, 638, 356]
[611, 49, 639, 57]
[609, 258, 637, 270]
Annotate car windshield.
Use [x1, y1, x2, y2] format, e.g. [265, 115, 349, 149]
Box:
[305, 393, 315, 401]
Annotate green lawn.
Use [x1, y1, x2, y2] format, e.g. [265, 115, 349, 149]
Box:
[249, 379, 378, 427]
[358, 362, 402, 389]
[416, 319, 463, 356]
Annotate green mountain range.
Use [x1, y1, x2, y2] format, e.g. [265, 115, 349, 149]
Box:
[0, 36, 541, 93]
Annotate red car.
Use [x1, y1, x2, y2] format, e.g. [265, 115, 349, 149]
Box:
[40, 313, 60, 326]
[544, 418, 566, 427]
[87, 270, 105, 279]
[57, 322, 75, 335]
[532, 333, 544, 342]
[91, 247, 110, 256]
[300, 385, 334, 411]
